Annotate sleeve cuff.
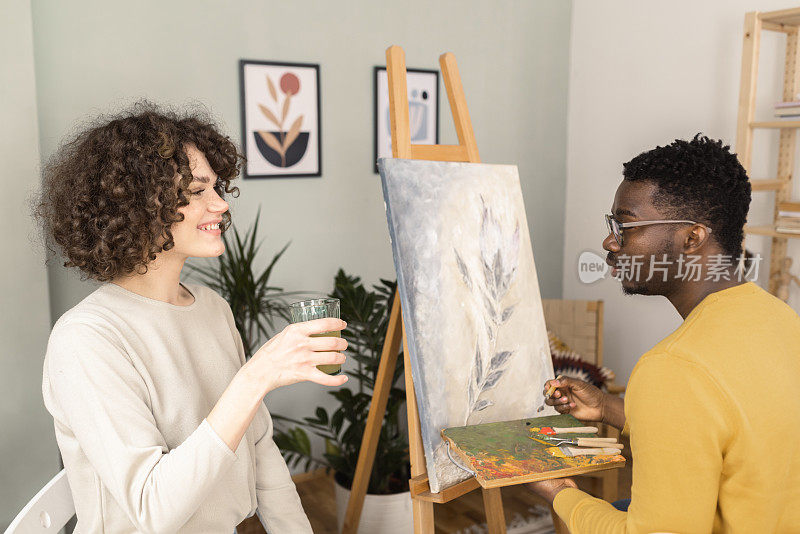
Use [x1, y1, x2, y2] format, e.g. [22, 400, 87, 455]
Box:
[553, 487, 593, 524]
[199, 418, 240, 460]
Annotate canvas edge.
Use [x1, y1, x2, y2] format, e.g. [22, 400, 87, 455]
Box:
[376, 157, 443, 493]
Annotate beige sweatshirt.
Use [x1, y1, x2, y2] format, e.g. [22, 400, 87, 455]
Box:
[42, 283, 312, 533]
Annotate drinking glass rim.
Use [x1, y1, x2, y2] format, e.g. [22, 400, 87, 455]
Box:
[288, 297, 340, 309]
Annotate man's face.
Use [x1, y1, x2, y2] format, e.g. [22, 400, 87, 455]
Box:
[603, 181, 684, 296]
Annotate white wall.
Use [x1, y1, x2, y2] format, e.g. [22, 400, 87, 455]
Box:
[29, 0, 571, 471]
[565, 0, 800, 384]
[0, 0, 59, 528]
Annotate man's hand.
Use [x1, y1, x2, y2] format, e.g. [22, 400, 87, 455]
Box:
[544, 376, 605, 421]
[544, 376, 626, 430]
[525, 477, 578, 505]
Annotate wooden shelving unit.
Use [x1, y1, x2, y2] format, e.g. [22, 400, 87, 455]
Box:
[744, 225, 800, 238]
[751, 119, 800, 128]
[737, 8, 800, 294]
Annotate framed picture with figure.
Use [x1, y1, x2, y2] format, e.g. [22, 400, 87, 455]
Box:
[373, 66, 439, 172]
[239, 59, 321, 178]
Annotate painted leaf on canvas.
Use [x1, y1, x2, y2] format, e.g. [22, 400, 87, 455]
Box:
[379, 158, 556, 493]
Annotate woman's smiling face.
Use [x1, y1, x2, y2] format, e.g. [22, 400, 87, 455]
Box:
[169, 143, 230, 259]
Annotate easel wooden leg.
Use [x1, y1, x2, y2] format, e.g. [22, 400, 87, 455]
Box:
[412, 499, 435, 533]
[550, 506, 569, 534]
[481, 487, 506, 534]
[341, 295, 403, 534]
[404, 331, 437, 532]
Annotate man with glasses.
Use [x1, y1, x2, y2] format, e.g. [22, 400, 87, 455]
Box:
[527, 135, 800, 532]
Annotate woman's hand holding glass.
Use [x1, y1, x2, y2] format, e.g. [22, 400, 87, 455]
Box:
[243, 317, 348, 394]
[208, 318, 347, 452]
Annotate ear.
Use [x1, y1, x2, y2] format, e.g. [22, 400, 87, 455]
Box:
[683, 224, 711, 253]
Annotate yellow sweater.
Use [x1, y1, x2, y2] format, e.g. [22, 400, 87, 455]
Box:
[554, 282, 800, 533]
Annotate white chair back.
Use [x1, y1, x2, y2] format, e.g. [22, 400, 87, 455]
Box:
[5, 470, 75, 533]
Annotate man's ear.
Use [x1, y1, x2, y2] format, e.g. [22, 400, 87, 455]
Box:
[684, 224, 711, 253]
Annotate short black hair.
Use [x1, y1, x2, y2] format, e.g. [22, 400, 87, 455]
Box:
[622, 134, 751, 257]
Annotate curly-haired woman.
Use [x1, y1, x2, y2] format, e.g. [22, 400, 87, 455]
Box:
[35, 104, 344, 533]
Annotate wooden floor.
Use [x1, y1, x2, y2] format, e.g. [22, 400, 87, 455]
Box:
[239, 438, 633, 533]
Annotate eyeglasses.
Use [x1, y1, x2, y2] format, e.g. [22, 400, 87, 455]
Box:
[605, 214, 712, 246]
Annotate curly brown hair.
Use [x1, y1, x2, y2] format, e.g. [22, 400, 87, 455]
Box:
[35, 103, 242, 281]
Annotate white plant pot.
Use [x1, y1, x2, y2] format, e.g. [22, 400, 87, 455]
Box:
[333, 476, 414, 534]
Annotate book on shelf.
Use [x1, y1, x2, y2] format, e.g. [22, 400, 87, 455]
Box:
[774, 102, 800, 117]
[777, 202, 800, 220]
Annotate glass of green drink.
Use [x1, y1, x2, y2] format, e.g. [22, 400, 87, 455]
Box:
[288, 298, 342, 375]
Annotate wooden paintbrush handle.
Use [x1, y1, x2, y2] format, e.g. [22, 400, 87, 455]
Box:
[554, 426, 598, 434]
[575, 438, 623, 449]
[567, 447, 621, 456]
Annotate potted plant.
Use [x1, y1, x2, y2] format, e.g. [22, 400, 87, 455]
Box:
[272, 270, 412, 533]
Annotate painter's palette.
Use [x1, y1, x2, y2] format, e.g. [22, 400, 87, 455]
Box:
[441, 414, 625, 488]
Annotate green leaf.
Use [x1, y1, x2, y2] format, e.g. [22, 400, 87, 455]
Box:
[324, 438, 340, 457]
[315, 407, 329, 425]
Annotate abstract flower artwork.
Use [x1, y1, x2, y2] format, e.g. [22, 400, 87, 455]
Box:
[239, 60, 321, 178]
[379, 158, 556, 493]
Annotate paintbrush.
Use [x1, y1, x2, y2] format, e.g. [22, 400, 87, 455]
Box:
[536, 374, 564, 412]
[531, 425, 599, 435]
[548, 445, 621, 458]
[543, 436, 624, 449]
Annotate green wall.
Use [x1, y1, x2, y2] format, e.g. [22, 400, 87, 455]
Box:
[0, 0, 58, 529]
[0, 3, 572, 520]
[32, 0, 571, 321]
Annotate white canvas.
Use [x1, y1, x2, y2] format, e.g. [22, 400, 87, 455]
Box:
[379, 158, 556, 493]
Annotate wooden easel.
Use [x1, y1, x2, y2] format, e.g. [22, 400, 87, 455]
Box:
[343, 46, 567, 534]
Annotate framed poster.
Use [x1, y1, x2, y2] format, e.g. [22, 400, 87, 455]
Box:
[239, 60, 321, 178]
[373, 66, 439, 172]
